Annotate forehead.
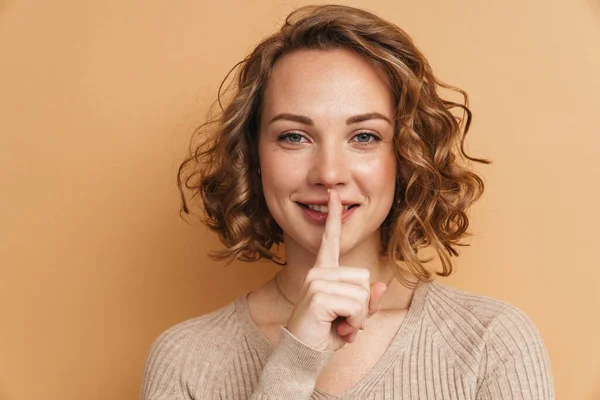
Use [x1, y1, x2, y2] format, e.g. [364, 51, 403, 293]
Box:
[261, 48, 394, 121]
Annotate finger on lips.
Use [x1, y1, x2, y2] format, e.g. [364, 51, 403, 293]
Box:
[309, 189, 380, 345]
[315, 188, 342, 268]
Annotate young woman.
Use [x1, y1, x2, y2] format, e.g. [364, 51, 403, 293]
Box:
[142, 5, 554, 399]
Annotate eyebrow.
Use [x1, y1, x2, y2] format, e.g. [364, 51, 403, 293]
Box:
[268, 112, 392, 126]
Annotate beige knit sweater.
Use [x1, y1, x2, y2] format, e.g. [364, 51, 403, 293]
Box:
[141, 281, 554, 399]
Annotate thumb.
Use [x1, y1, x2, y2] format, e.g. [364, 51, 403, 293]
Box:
[368, 281, 388, 317]
[336, 281, 388, 337]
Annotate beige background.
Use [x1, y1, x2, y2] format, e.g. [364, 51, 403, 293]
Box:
[1, 0, 599, 399]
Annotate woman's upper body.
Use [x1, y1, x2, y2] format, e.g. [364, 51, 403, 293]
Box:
[141, 280, 553, 399]
[143, 4, 554, 399]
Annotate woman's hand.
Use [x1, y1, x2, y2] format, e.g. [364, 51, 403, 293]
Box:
[285, 189, 388, 352]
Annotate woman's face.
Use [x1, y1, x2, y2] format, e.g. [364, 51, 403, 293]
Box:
[258, 48, 397, 259]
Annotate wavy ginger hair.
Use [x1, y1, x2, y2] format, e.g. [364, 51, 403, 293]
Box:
[178, 4, 488, 284]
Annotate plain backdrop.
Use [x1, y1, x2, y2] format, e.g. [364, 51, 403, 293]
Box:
[1, 1, 599, 399]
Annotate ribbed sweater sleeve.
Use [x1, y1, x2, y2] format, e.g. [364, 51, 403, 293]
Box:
[474, 304, 554, 399]
[251, 327, 333, 399]
[141, 322, 194, 400]
[141, 308, 332, 400]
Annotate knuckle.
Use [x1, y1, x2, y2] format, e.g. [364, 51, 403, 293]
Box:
[351, 300, 362, 315]
[305, 268, 319, 282]
[360, 287, 370, 303]
[311, 291, 326, 307]
[359, 268, 370, 281]
[307, 279, 323, 295]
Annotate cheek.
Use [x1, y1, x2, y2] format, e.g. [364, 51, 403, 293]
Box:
[353, 153, 397, 194]
[259, 151, 306, 215]
[261, 153, 303, 187]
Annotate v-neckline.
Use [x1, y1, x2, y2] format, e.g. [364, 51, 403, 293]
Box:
[235, 281, 431, 398]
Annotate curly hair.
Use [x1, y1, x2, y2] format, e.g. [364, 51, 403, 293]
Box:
[177, 4, 489, 284]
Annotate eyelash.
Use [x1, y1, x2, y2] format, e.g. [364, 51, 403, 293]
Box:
[276, 131, 382, 145]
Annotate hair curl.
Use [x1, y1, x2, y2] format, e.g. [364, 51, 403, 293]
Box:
[178, 4, 489, 284]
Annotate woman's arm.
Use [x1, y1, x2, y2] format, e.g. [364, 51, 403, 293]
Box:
[475, 307, 554, 400]
[249, 327, 332, 399]
[141, 328, 189, 400]
[141, 325, 331, 400]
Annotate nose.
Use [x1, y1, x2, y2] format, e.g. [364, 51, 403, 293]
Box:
[307, 141, 350, 189]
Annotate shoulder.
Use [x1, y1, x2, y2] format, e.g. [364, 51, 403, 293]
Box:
[423, 281, 548, 353]
[422, 281, 554, 398]
[424, 281, 540, 334]
[148, 300, 240, 354]
[141, 299, 244, 399]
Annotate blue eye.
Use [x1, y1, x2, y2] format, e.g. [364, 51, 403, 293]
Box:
[277, 132, 307, 144]
[353, 132, 380, 143]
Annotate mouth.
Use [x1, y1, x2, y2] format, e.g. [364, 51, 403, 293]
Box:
[296, 202, 360, 213]
[296, 201, 360, 224]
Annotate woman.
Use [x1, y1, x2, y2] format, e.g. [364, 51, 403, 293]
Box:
[142, 5, 553, 399]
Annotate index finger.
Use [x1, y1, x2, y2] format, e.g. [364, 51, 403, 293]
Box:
[315, 188, 342, 267]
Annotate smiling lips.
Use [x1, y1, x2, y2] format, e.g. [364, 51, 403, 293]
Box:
[304, 204, 356, 213]
[296, 201, 360, 223]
